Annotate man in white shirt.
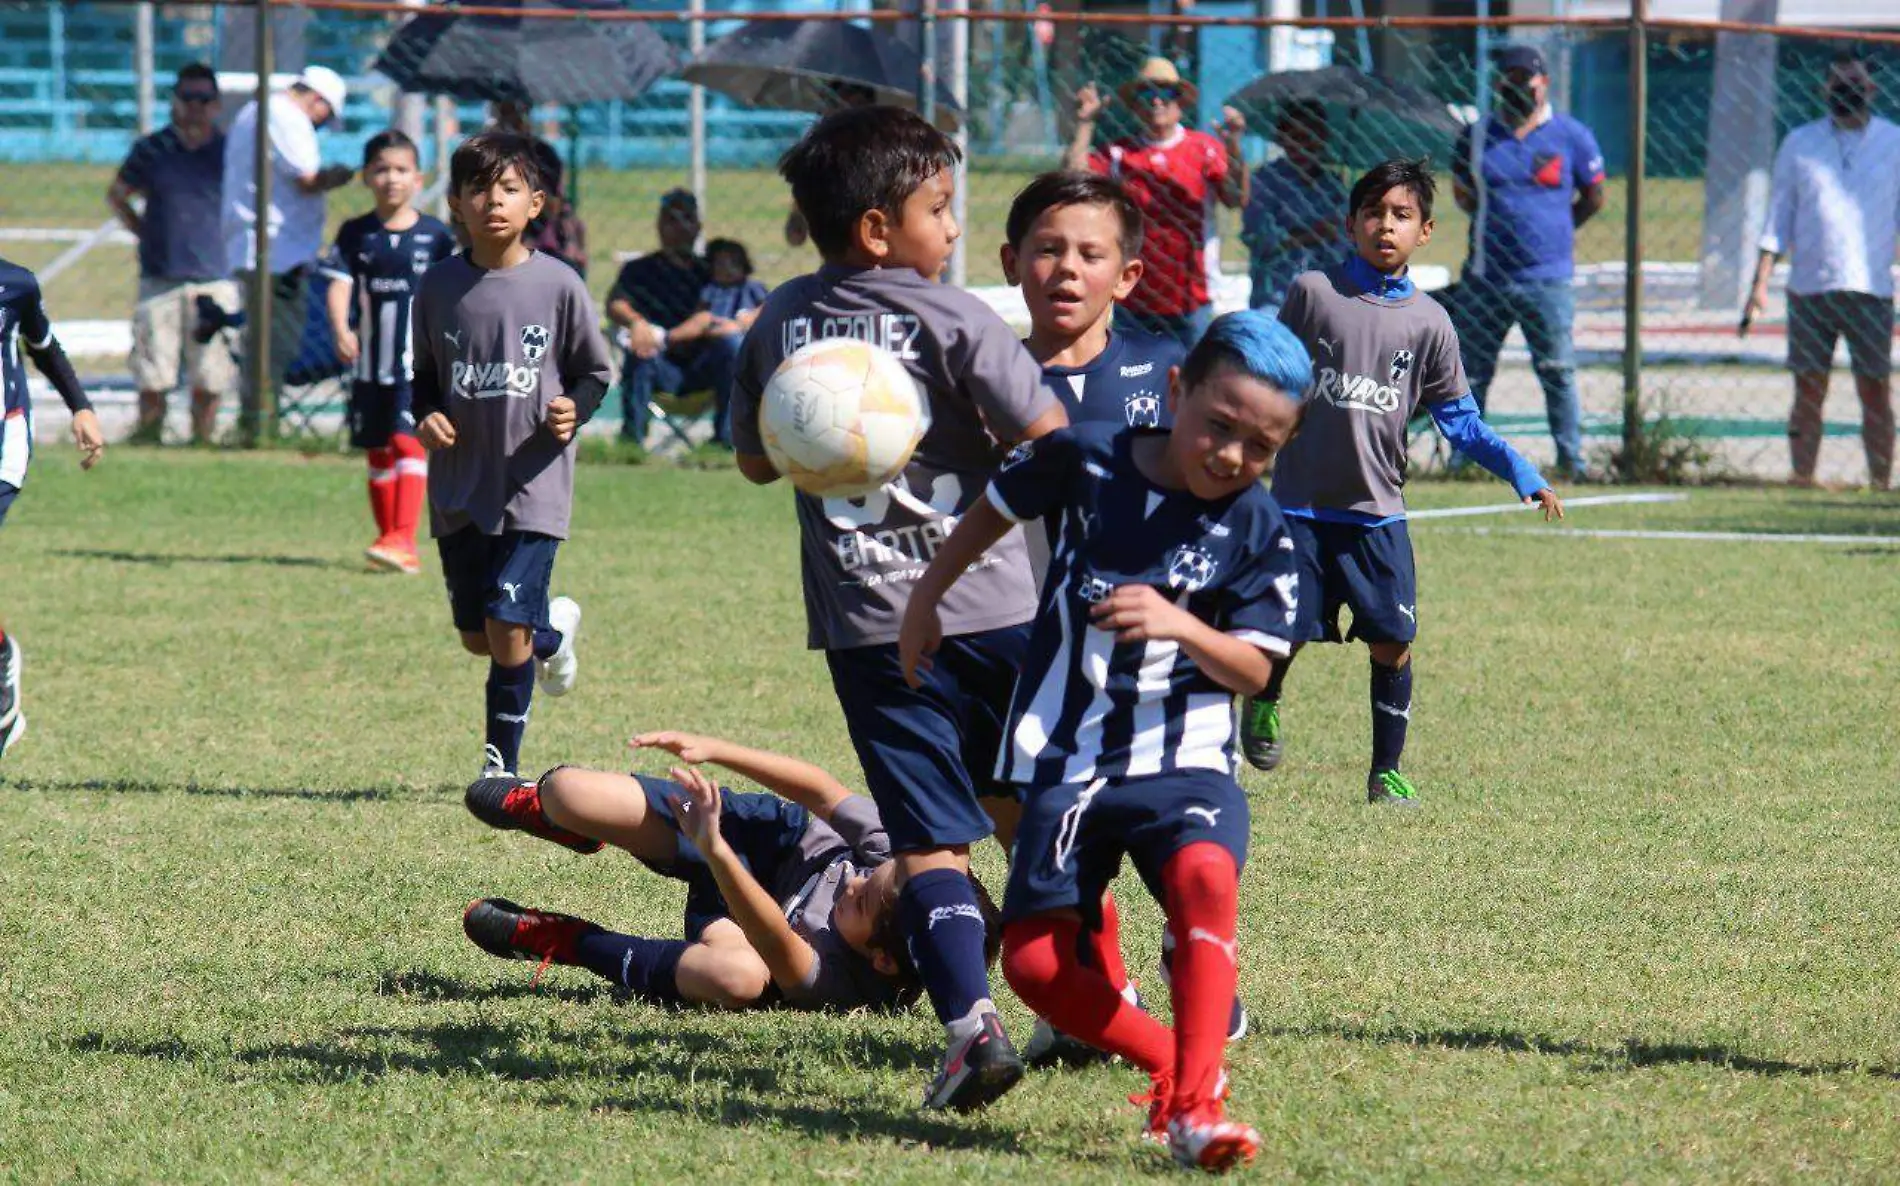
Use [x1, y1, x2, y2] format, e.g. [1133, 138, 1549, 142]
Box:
[221, 64, 356, 437]
[1747, 53, 1900, 490]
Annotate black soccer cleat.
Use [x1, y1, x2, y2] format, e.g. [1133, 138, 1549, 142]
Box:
[922, 1011, 1025, 1112]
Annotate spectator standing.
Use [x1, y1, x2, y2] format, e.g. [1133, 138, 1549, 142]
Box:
[107, 63, 237, 445]
[1240, 99, 1347, 313]
[606, 190, 739, 449]
[220, 65, 356, 438]
[489, 101, 587, 276]
[1746, 52, 1900, 491]
[1066, 58, 1247, 350]
[1449, 44, 1605, 482]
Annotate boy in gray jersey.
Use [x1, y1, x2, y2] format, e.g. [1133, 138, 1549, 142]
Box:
[411, 132, 612, 781]
[462, 729, 1001, 1013]
[730, 106, 1068, 1110]
[1242, 159, 1564, 804]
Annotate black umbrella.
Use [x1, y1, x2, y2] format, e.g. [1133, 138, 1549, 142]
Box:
[1227, 64, 1465, 154]
[682, 19, 963, 131]
[373, 0, 678, 106]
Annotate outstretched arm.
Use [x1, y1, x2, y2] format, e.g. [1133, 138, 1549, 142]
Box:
[670, 766, 817, 990]
[631, 731, 853, 821]
[1429, 396, 1564, 519]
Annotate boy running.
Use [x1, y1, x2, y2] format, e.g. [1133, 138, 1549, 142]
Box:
[410, 131, 611, 779]
[320, 129, 456, 574]
[1239, 159, 1564, 802]
[0, 258, 105, 759]
[1002, 171, 1183, 431]
[462, 730, 997, 1012]
[730, 106, 1068, 1110]
[900, 311, 1310, 1170]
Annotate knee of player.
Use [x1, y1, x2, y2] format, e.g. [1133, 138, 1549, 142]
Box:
[537, 765, 580, 813]
[1368, 641, 1410, 668]
[458, 631, 491, 656]
[702, 950, 773, 1008]
[1163, 843, 1240, 911]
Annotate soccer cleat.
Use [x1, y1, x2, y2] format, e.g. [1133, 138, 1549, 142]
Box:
[465, 774, 603, 854]
[539, 596, 581, 698]
[1023, 1016, 1115, 1070]
[0, 637, 22, 762]
[1136, 1070, 1230, 1146]
[364, 537, 412, 573]
[1167, 1107, 1261, 1173]
[1238, 698, 1283, 772]
[462, 897, 597, 983]
[1367, 769, 1422, 807]
[922, 1011, 1024, 1112]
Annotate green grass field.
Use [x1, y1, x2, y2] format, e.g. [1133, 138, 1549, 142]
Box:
[3, 452, 1898, 1182]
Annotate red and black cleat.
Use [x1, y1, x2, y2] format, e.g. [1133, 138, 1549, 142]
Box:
[464, 776, 604, 854]
[462, 897, 597, 984]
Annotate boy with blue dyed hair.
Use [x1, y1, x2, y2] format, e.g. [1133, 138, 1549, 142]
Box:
[900, 311, 1310, 1171]
[1242, 158, 1563, 802]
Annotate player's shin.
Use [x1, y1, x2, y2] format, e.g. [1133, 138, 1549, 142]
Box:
[1369, 657, 1413, 774]
[390, 433, 428, 549]
[1160, 842, 1241, 1114]
[485, 658, 535, 776]
[366, 446, 397, 538]
[897, 867, 997, 1034]
[572, 930, 689, 1004]
[1003, 916, 1173, 1075]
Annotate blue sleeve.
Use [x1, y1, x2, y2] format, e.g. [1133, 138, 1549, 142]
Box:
[1571, 120, 1606, 187]
[118, 136, 152, 190]
[1429, 395, 1547, 498]
[986, 429, 1081, 524]
[744, 279, 769, 308]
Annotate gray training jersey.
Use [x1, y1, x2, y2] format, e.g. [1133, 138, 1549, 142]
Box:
[733, 264, 1058, 650]
[412, 252, 612, 539]
[775, 796, 898, 1010]
[1270, 264, 1467, 519]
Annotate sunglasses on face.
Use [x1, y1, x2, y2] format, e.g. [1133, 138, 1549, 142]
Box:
[175, 90, 219, 105]
[1136, 85, 1181, 105]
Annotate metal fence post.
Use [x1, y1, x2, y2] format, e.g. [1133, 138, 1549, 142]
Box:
[245, 0, 276, 447]
[135, 3, 155, 136]
[919, 0, 938, 129]
[688, 0, 707, 215]
[1621, 0, 1648, 477]
[949, 9, 969, 288]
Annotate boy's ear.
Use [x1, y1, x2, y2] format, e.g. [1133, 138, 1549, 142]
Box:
[446, 192, 462, 219]
[856, 207, 892, 262]
[1114, 255, 1144, 301]
[1417, 216, 1434, 248]
[1166, 364, 1183, 414]
[528, 189, 546, 222]
[870, 948, 899, 977]
[1000, 242, 1020, 287]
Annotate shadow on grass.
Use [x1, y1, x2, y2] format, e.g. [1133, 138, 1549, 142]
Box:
[1280, 1021, 1900, 1080]
[51, 547, 346, 571]
[2, 775, 429, 803]
[70, 1018, 1033, 1156]
[374, 967, 615, 1007]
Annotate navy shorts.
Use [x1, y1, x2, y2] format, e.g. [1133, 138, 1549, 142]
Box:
[1002, 767, 1250, 926]
[631, 774, 811, 941]
[825, 623, 1030, 854]
[436, 526, 559, 635]
[1287, 517, 1418, 645]
[347, 380, 415, 449]
[0, 481, 18, 528]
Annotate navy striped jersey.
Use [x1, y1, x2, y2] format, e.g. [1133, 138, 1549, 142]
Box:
[319, 212, 455, 389]
[0, 259, 57, 489]
[1038, 329, 1185, 431]
[986, 423, 1301, 785]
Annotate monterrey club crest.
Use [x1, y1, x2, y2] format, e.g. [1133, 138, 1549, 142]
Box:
[520, 324, 551, 365]
[1390, 349, 1415, 385]
[1166, 545, 1218, 593]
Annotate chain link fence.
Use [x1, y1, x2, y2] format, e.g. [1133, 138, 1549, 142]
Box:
[4, 2, 1896, 483]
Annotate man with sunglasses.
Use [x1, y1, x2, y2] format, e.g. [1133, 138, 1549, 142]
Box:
[108, 63, 240, 445]
[1066, 57, 1247, 350]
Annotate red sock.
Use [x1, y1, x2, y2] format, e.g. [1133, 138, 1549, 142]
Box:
[1002, 915, 1174, 1076]
[390, 433, 428, 549]
[1161, 842, 1241, 1115]
[1084, 891, 1132, 992]
[365, 447, 396, 538]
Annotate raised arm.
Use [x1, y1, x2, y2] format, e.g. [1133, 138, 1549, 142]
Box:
[1065, 83, 1105, 172]
[631, 730, 853, 821]
[669, 767, 817, 990]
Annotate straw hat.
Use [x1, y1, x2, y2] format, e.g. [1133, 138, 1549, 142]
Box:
[1117, 57, 1198, 109]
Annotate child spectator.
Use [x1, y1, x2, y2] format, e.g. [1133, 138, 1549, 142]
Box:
[409, 132, 612, 779]
[671, 237, 769, 345]
[900, 311, 1310, 1170]
[319, 129, 456, 574]
[729, 105, 1068, 1111]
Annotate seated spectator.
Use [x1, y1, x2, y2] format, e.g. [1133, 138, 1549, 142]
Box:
[1240, 99, 1346, 313]
[673, 238, 769, 344]
[606, 190, 739, 449]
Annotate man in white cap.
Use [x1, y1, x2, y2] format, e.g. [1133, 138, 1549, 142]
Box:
[221, 64, 356, 438]
[1065, 56, 1247, 349]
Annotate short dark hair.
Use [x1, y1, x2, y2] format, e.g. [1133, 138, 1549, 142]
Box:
[175, 63, 217, 92]
[363, 128, 419, 169]
[778, 105, 961, 259]
[704, 237, 753, 276]
[1349, 157, 1436, 223]
[1830, 49, 1871, 73]
[450, 130, 543, 196]
[1004, 170, 1144, 261]
[866, 869, 1002, 1007]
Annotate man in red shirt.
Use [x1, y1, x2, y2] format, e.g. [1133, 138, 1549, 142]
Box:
[1066, 57, 1247, 349]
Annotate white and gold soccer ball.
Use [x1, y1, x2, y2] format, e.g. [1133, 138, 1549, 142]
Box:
[759, 337, 930, 499]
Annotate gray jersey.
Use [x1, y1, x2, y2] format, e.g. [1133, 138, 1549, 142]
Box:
[776, 796, 899, 1011]
[733, 265, 1058, 650]
[412, 252, 611, 539]
[1270, 265, 1467, 518]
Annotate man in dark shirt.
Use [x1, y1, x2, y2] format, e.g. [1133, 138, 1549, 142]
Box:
[107, 63, 235, 444]
[606, 189, 738, 448]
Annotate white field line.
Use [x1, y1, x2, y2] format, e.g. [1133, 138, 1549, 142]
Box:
[1409, 492, 1691, 520]
[1445, 525, 1900, 546]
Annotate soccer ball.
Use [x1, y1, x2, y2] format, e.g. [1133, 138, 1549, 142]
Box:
[759, 337, 930, 498]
